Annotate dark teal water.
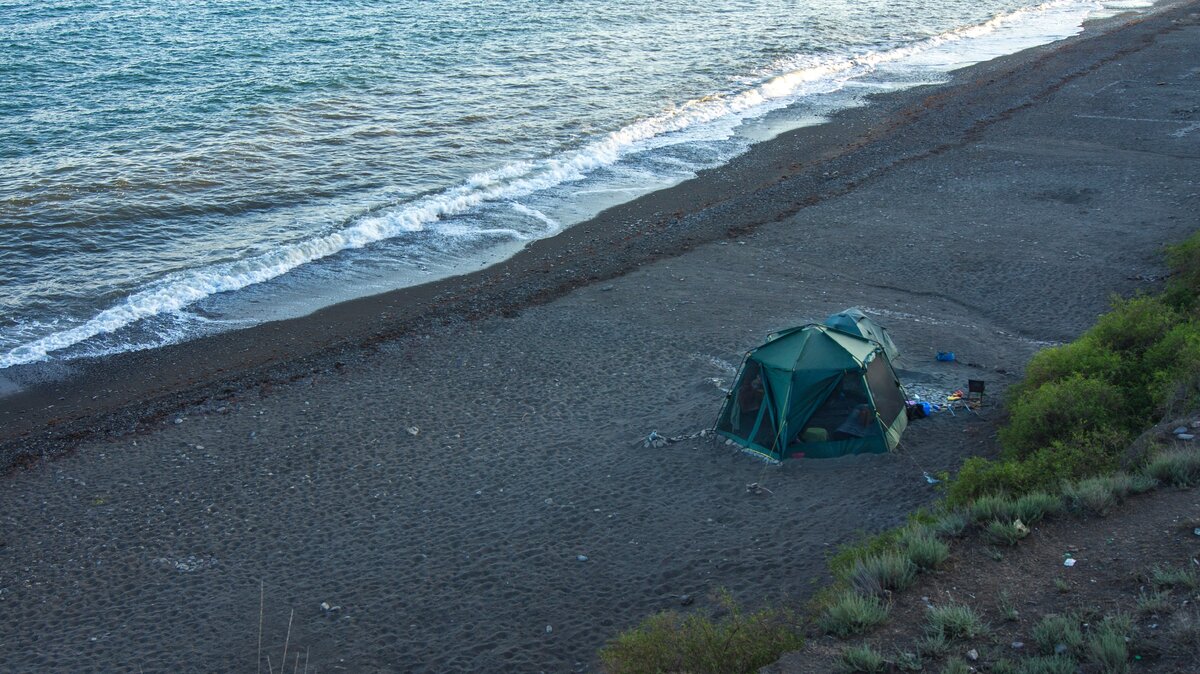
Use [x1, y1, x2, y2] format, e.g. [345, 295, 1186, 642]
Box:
[0, 0, 1149, 368]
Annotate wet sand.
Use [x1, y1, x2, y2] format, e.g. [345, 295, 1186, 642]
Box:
[2, 2, 1198, 671]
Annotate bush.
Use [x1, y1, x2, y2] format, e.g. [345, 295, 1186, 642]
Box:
[840, 644, 886, 673]
[1144, 449, 1200, 487]
[948, 430, 1127, 504]
[599, 594, 803, 674]
[1062, 477, 1119, 516]
[940, 657, 971, 674]
[1163, 230, 1200, 310]
[1090, 295, 1180, 357]
[1014, 492, 1063, 523]
[915, 632, 949, 657]
[901, 528, 950, 571]
[969, 494, 1018, 523]
[1032, 613, 1083, 656]
[1015, 337, 1124, 395]
[820, 591, 890, 638]
[1086, 613, 1133, 674]
[1150, 564, 1199, 590]
[1137, 589, 1173, 615]
[985, 520, 1028, 546]
[999, 374, 1127, 458]
[1018, 656, 1078, 674]
[850, 553, 916, 595]
[930, 511, 969, 538]
[925, 603, 987, 641]
[1107, 471, 1158, 496]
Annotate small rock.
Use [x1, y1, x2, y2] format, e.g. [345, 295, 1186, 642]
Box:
[545, 625, 553, 634]
[1173, 426, 1189, 435]
[966, 649, 978, 661]
[1064, 558, 1077, 567]
[600, 285, 614, 292]
[577, 555, 589, 562]
[406, 426, 420, 436]
[1012, 642, 1024, 650]
[679, 594, 694, 606]
[1178, 433, 1195, 441]
[1190, 420, 1200, 429]
[174, 418, 184, 425]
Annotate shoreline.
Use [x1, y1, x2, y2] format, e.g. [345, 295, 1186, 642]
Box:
[0, 2, 1197, 670]
[2, 1, 1185, 468]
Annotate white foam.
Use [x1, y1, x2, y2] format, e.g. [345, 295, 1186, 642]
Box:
[0, 0, 1145, 369]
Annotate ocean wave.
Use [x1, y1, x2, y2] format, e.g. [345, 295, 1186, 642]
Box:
[0, 0, 1137, 370]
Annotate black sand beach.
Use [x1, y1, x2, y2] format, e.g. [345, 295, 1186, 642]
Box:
[2, 2, 1199, 671]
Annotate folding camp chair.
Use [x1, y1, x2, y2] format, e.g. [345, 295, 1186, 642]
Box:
[967, 380, 985, 408]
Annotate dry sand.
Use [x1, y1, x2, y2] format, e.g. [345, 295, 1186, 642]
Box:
[1, 2, 1198, 672]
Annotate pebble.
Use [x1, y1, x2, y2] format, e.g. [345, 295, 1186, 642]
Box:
[576, 555, 589, 562]
[545, 625, 553, 634]
[1173, 426, 1189, 434]
[1178, 433, 1195, 441]
[174, 418, 183, 424]
[966, 649, 978, 661]
[679, 594, 694, 606]
[1012, 642, 1024, 650]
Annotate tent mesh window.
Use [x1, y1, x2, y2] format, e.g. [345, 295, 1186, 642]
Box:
[720, 360, 766, 439]
[865, 356, 904, 425]
[798, 374, 878, 442]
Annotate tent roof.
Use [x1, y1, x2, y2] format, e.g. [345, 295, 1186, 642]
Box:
[755, 324, 878, 371]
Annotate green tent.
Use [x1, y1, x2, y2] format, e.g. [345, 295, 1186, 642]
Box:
[824, 308, 900, 363]
[715, 324, 908, 461]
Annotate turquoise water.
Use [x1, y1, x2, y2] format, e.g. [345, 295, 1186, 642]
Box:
[0, 0, 1150, 368]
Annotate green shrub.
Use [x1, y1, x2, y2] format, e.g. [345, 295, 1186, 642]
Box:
[969, 494, 1018, 523]
[901, 527, 950, 571]
[1086, 613, 1133, 674]
[915, 632, 949, 657]
[1090, 295, 1180, 356]
[1018, 656, 1078, 674]
[985, 520, 1028, 546]
[1108, 471, 1158, 496]
[941, 657, 971, 674]
[829, 529, 905, 582]
[1137, 589, 1172, 615]
[840, 644, 886, 673]
[1062, 477, 1119, 516]
[930, 511, 969, 538]
[820, 591, 890, 638]
[1164, 230, 1200, 310]
[599, 594, 803, 674]
[991, 659, 1019, 674]
[1150, 564, 1199, 590]
[1032, 613, 1083, 656]
[893, 650, 922, 671]
[1016, 337, 1124, 394]
[1144, 449, 1200, 487]
[850, 553, 916, 595]
[925, 603, 987, 641]
[999, 374, 1127, 458]
[1014, 491, 1063, 523]
[948, 430, 1127, 505]
[998, 590, 1019, 622]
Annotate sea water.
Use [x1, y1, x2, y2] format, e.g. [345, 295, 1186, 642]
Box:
[0, 0, 1153, 369]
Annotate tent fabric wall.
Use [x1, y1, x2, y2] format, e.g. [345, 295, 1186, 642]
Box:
[823, 308, 901, 363]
